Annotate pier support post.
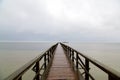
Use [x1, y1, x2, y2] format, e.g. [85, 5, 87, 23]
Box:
[72, 51, 74, 63]
[44, 54, 47, 69]
[76, 53, 78, 69]
[36, 61, 39, 80]
[47, 51, 49, 63]
[108, 75, 117, 80]
[85, 59, 89, 80]
[18, 76, 22, 80]
[70, 49, 71, 58]
[69, 48, 72, 57]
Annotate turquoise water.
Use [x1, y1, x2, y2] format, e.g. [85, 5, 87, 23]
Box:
[0, 42, 120, 80]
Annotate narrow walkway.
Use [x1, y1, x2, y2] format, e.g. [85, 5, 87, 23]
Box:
[47, 44, 77, 80]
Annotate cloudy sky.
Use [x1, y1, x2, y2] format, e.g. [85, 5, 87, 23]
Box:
[0, 0, 120, 42]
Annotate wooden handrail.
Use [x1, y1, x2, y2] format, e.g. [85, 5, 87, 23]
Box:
[4, 42, 120, 80]
[60, 43, 120, 80]
[4, 43, 58, 80]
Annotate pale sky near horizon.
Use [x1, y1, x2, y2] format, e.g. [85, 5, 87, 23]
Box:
[0, 0, 120, 42]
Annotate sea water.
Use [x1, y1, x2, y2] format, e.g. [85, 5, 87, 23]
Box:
[68, 43, 120, 80]
[0, 42, 120, 80]
[0, 42, 54, 80]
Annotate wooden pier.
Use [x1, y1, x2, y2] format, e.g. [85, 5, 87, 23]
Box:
[4, 43, 120, 80]
[47, 44, 78, 80]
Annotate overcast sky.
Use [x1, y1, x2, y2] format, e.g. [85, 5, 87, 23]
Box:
[0, 0, 120, 42]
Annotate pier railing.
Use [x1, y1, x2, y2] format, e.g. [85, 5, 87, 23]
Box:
[61, 43, 120, 80]
[4, 43, 58, 80]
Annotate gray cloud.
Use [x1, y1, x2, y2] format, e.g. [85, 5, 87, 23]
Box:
[0, 0, 120, 42]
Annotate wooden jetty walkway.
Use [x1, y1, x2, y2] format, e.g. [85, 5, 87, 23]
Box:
[5, 43, 120, 80]
[47, 44, 77, 80]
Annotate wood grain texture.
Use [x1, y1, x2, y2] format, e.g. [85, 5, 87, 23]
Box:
[47, 44, 78, 80]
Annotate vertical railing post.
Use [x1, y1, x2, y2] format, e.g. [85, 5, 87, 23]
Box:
[49, 49, 52, 54]
[69, 48, 70, 55]
[66, 46, 68, 51]
[44, 54, 46, 69]
[68, 47, 71, 55]
[36, 61, 39, 80]
[71, 49, 73, 60]
[72, 50, 74, 63]
[51, 47, 53, 53]
[76, 52, 78, 69]
[48, 51, 50, 58]
[18, 76, 22, 80]
[50, 49, 52, 55]
[108, 75, 116, 80]
[85, 59, 89, 80]
[70, 48, 71, 58]
[47, 51, 49, 63]
[65, 46, 67, 52]
[66, 46, 68, 52]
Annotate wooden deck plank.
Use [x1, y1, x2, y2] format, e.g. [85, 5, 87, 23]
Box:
[46, 44, 78, 80]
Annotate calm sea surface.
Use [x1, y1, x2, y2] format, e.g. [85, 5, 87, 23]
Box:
[69, 43, 120, 80]
[0, 42, 120, 80]
[0, 42, 54, 80]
